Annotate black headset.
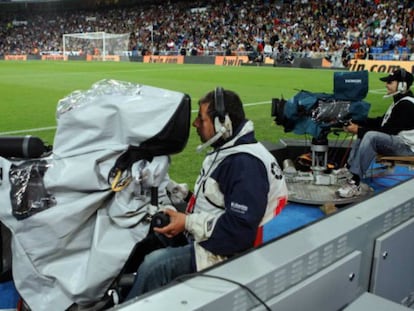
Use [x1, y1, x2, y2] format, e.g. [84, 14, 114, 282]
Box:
[398, 68, 407, 93]
[214, 86, 226, 123]
[214, 86, 232, 139]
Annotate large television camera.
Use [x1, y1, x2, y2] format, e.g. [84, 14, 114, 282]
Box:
[0, 79, 192, 310]
[271, 70, 371, 141]
[270, 71, 372, 203]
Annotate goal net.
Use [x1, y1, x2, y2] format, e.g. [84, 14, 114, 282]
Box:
[63, 32, 130, 60]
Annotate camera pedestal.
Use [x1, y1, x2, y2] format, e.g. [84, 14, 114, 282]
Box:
[310, 139, 329, 173]
[286, 179, 373, 206]
[265, 139, 374, 206]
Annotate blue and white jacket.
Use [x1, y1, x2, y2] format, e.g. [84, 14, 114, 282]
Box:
[185, 120, 288, 271]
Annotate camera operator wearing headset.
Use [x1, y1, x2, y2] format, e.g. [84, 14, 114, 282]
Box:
[337, 68, 414, 198]
[125, 88, 288, 299]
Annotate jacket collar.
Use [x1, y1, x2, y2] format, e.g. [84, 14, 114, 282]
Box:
[215, 120, 255, 150]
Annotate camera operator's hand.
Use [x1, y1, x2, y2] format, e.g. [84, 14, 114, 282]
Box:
[154, 208, 186, 238]
[343, 122, 359, 135]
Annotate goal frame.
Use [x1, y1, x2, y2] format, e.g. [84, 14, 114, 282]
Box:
[62, 31, 129, 61]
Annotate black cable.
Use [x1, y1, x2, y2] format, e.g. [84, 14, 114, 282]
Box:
[193, 149, 221, 201]
[175, 272, 272, 311]
[339, 133, 354, 168]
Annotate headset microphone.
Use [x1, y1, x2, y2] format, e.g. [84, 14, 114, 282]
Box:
[384, 69, 408, 98]
[383, 90, 401, 98]
[196, 87, 233, 153]
[196, 126, 227, 153]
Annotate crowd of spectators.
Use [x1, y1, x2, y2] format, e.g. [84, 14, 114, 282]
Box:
[0, 0, 414, 66]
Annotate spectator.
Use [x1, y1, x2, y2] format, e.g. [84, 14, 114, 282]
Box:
[392, 47, 401, 60]
[0, 0, 413, 59]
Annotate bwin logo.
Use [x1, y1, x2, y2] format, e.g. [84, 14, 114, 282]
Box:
[345, 79, 362, 84]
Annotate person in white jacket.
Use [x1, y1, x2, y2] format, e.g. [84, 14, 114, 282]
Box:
[125, 87, 288, 299]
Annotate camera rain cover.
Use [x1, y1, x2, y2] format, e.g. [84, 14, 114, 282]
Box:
[54, 79, 190, 157]
[0, 79, 190, 310]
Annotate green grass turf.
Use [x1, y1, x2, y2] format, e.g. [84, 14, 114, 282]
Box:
[0, 61, 390, 187]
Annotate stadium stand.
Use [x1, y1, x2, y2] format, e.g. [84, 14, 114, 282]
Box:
[0, 0, 413, 64]
[1, 1, 414, 309]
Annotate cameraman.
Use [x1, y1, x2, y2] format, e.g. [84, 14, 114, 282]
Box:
[337, 69, 414, 198]
[125, 88, 288, 298]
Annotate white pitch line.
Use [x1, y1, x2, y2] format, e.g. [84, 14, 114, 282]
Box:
[0, 126, 58, 136]
[190, 100, 269, 112]
[369, 88, 386, 95]
[0, 101, 271, 136]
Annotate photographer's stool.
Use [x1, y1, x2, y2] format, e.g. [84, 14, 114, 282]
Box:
[376, 155, 414, 169]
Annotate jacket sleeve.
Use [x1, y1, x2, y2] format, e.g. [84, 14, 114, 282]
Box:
[356, 116, 383, 138]
[185, 209, 220, 242]
[197, 153, 269, 257]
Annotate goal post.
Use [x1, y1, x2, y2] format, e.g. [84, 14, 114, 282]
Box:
[62, 32, 130, 61]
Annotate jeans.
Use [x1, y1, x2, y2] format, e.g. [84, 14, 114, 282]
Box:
[348, 131, 414, 178]
[125, 243, 194, 300]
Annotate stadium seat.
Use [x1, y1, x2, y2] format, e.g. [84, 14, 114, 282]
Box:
[371, 47, 382, 54]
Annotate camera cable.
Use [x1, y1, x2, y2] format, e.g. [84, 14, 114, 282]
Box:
[175, 272, 272, 311]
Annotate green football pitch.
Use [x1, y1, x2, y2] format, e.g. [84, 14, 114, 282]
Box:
[0, 61, 389, 186]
